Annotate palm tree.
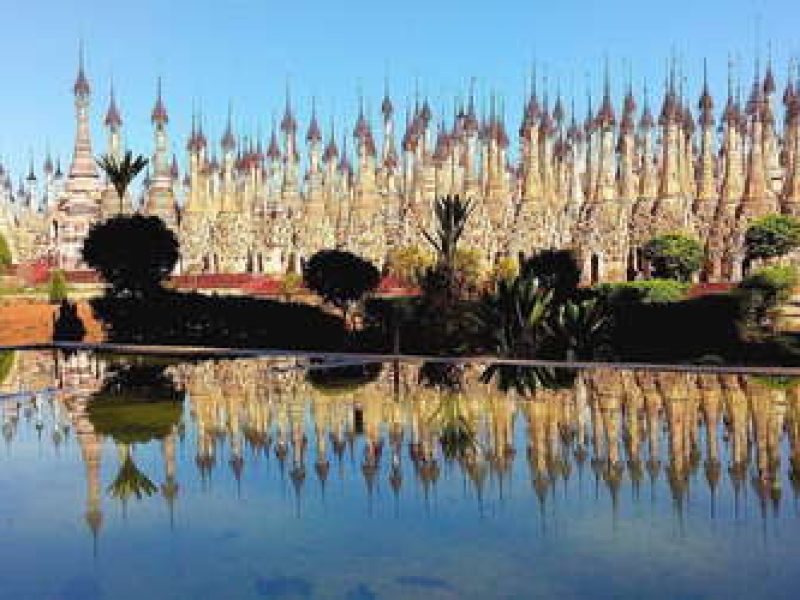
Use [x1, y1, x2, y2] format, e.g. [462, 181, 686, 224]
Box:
[96, 151, 149, 214]
[421, 195, 474, 270]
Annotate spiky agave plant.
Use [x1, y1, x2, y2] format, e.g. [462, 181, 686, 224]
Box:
[472, 274, 554, 358]
[552, 297, 613, 360]
[96, 151, 149, 214]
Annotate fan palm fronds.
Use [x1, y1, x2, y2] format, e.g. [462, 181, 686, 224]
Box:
[421, 195, 475, 269]
[96, 151, 149, 213]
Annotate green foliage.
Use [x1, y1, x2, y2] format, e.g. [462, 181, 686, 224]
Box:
[87, 399, 181, 444]
[520, 249, 581, 300]
[642, 233, 704, 281]
[736, 265, 798, 331]
[552, 298, 613, 360]
[279, 272, 303, 300]
[751, 375, 800, 390]
[303, 249, 380, 319]
[490, 256, 519, 287]
[108, 450, 158, 502]
[480, 365, 577, 396]
[422, 195, 475, 270]
[0, 351, 15, 385]
[472, 274, 553, 358]
[96, 151, 149, 212]
[82, 215, 179, 297]
[596, 279, 690, 304]
[48, 270, 68, 304]
[745, 214, 800, 261]
[453, 247, 486, 292]
[385, 245, 434, 284]
[0, 231, 11, 272]
[428, 393, 475, 460]
[87, 364, 182, 444]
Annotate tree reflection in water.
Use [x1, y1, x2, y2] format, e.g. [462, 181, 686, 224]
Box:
[480, 362, 577, 396]
[87, 362, 182, 508]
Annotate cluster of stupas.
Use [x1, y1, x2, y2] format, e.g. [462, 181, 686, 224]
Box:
[2, 49, 800, 282]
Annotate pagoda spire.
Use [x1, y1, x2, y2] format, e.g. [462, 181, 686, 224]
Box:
[221, 101, 236, 151]
[73, 40, 90, 99]
[67, 41, 98, 184]
[594, 59, 616, 201]
[104, 81, 123, 161]
[697, 58, 718, 204]
[104, 80, 122, 131]
[638, 80, 658, 200]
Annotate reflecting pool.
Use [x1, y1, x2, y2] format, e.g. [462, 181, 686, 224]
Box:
[1, 350, 799, 599]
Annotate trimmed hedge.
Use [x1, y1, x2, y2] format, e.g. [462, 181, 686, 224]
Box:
[595, 279, 690, 304]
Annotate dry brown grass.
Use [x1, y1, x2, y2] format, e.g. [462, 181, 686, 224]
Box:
[0, 301, 104, 345]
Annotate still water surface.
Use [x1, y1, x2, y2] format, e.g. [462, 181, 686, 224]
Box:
[1, 350, 799, 599]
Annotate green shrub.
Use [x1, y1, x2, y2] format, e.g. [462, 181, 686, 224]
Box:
[745, 214, 800, 261]
[0, 232, 10, 273]
[642, 233, 704, 281]
[739, 265, 797, 304]
[48, 270, 68, 304]
[595, 279, 690, 304]
[736, 265, 798, 332]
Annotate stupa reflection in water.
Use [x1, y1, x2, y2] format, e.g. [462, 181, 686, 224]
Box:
[2, 350, 800, 550]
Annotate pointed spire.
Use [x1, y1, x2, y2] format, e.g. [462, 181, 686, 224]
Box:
[783, 58, 796, 109]
[151, 77, 168, 126]
[597, 58, 615, 128]
[104, 80, 122, 130]
[221, 101, 236, 151]
[465, 77, 479, 134]
[621, 78, 637, 132]
[763, 43, 776, 95]
[280, 80, 297, 134]
[196, 107, 207, 148]
[723, 55, 737, 124]
[553, 89, 565, 125]
[323, 118, 338, 162]
[26, 154, 36, 182]
[170, 154, 179, 180]
[43, 147, 54, 175]
[420, 96, 432, 124]
[266, 118, 281, 160]
[381, 77, 394, 120]
[699, 59, 715, 127]
[73, 40, 91, 98]
[306, 97, 322, 143]
[339, 133, 351, 174]
[353, 92, 369, 140]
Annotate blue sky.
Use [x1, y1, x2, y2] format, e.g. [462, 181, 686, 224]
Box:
[1, 0, 797, 178]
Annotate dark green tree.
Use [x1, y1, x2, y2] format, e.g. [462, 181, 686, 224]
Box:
[520, 249, 581, 301]
[745, 214, 800, 261]
[642, 233, 704, 281]
[303, 249, 380, 325]
[96, 151, 149, 214]
[82, 215, 179, 297]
